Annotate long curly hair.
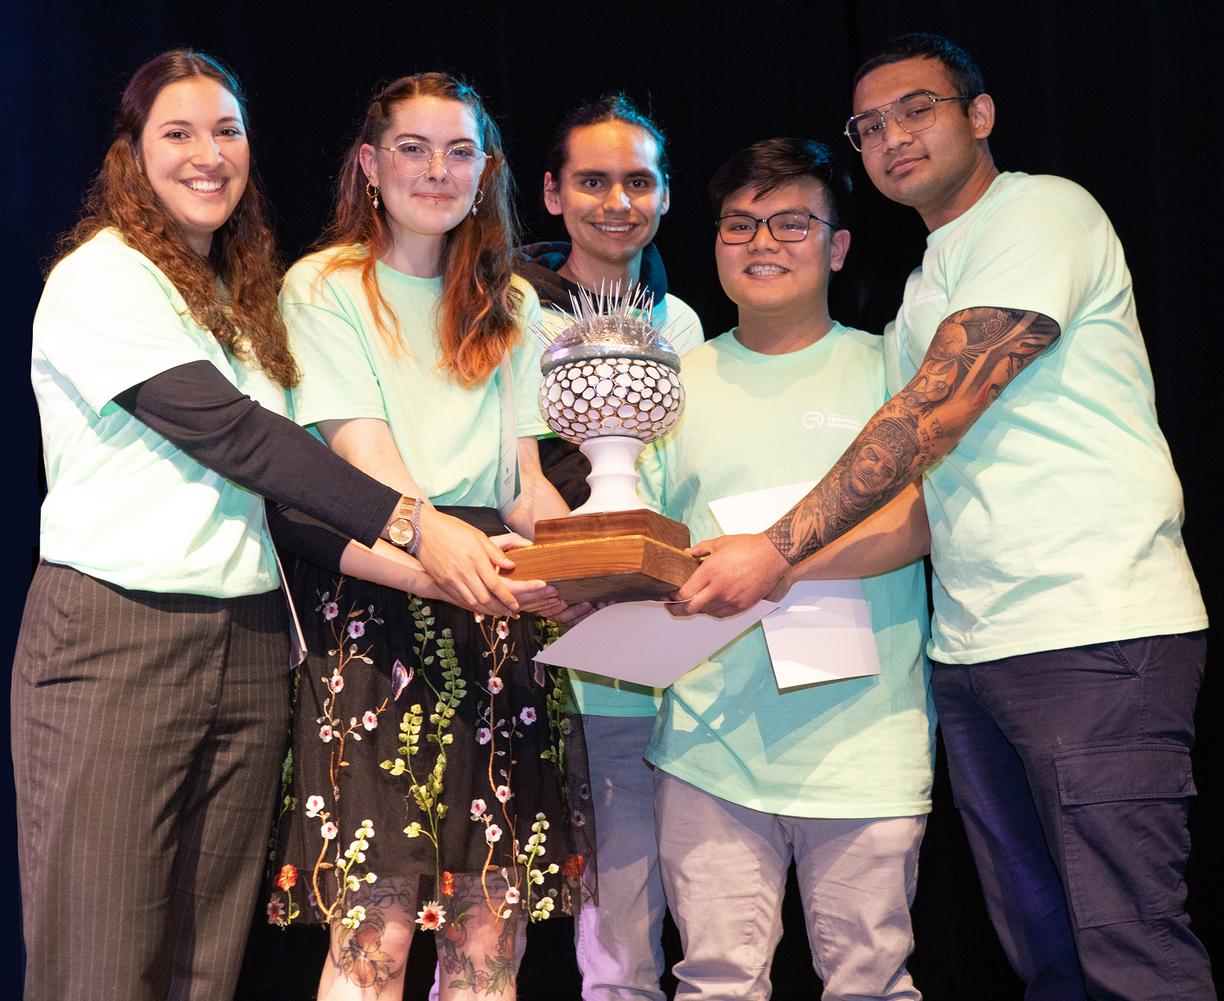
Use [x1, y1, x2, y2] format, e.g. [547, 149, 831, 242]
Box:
[53, 49, 298, 388]
[318, 72, 521, 387]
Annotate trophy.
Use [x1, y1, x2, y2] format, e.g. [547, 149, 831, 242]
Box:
[508, 285, 699, 603]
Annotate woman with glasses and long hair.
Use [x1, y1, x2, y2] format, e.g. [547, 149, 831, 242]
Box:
[12, 50, 482, 1001]
[269, 73, 594, 1001]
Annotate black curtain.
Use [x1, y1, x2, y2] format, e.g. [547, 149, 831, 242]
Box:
[5, 1, 1220, 998]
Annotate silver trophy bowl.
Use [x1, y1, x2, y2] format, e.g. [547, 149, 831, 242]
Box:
[537, 286, 685, 515]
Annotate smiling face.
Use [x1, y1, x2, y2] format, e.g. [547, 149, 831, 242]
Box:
[543, 120, 669, 284]
[714, 178, 850, 321]
[359, 95, 484, 267]
[138, 76, 249, 256]
[852, 56, 995, 229]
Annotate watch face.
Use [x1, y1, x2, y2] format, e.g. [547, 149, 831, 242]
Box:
[388, 517, 414, 547]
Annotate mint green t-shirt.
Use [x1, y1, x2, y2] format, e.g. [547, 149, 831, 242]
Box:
[32, 229, 281, 597]
[643, 326, 934, 818]
[887, 173, 1207, 664]
[281, 248, 545, 506]
[535, 293, 704, 717]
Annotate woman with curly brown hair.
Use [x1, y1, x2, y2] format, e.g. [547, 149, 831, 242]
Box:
[270, 73, 595, 1001]
[12, 50, 498, 1001]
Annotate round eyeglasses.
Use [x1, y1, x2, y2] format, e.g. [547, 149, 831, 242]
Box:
[715, 211, 836, 245]
[844, 91, 970, 152]
[379, 140, 489, 179]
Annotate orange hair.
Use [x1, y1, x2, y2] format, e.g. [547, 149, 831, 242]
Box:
[317, 73, 522, 386]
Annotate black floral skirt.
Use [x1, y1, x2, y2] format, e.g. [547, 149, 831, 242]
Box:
[268, 508, 595, 933]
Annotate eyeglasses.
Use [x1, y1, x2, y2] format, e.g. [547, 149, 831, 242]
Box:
[379, 140, 489, 179]
[715, 211, 836, 245]
[844, 91, 970, 152]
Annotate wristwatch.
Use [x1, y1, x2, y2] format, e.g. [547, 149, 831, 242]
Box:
[387, 496, 424, 557]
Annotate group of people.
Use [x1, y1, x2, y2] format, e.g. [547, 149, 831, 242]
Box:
[13, 29, 1210, 1001]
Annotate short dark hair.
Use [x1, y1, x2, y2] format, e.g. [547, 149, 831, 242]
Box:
[852, 32, 985, 100]
[707, 138, 852, 229]
[543, 93, 670, 183]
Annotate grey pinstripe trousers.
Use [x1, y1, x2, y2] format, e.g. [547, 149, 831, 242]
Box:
[12, 562, 290, 1001]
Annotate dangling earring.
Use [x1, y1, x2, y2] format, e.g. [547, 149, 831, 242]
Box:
[366, 181, 381, 211]
[471, 189, 484, 217]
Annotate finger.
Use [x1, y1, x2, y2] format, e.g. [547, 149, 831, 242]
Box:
[472, 591, 516, 618]
[675, 583, 716, 616]
[687, 538, 717, 558]
[441, 581, 476, 611]
[516, 593, 553, 611]
[482, 536, 515, 570]
[504, 579, 555, 599]
[514, 591, 559, 611]
[450, 565, 515, 618]
[674, 564, 710, 604]
[552, 601, 594, 625]
[475, 560, 520, 612]
[490, 532, 532, 552]
[467, 573, 518, 618]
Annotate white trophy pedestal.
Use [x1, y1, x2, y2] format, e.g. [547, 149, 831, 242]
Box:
[570, 436, 648, 516]
[508, 434, 697, 603]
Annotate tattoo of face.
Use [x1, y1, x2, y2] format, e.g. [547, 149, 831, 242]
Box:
[767, 307, 1059, 564]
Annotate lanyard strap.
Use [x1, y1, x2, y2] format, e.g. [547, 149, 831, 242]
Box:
[496, 353, 521, 519]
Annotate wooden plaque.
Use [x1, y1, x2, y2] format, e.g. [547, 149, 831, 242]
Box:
[508, 510, 699, 604]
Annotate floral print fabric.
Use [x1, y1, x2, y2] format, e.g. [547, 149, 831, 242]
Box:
[269, 535, 595, 938]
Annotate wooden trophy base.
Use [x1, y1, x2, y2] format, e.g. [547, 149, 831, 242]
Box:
[508, 509, 699, 604]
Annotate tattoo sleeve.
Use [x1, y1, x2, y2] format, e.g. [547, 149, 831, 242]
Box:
[765, 307, 1060, 564]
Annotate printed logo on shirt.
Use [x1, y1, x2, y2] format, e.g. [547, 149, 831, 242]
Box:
[912, 287, 944, 306]
[802, 411, 864, 432]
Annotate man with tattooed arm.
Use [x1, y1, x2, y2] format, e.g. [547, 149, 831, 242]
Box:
[672, 33, 1211, 1001]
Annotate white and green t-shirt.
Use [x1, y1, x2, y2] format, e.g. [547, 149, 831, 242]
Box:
[33, 228, 282, 597]
[887, 172, 1207, 664]
[642, 326, 934, 818]
[281, 247, 545, 507]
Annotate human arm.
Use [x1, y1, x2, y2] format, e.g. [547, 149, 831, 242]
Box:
[504, 437, 571, 539]
[113, 361, 404, 547]
[266, 501, 447, 597]
[317, 416, 523, 616]
[764, 481, 929, 597]
[267, 499, 564, 617]
[674, 307, 1060, 616]
[501, 436, 585, 620]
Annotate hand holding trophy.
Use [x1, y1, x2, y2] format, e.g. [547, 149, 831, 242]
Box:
[509, 284, 699, 602]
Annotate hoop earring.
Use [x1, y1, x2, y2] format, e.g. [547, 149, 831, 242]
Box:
[365, 181, 381, 211]
[471, 189, 484, 217]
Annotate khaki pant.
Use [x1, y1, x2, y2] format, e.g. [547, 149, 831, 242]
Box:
[654, 770, 925, 1001]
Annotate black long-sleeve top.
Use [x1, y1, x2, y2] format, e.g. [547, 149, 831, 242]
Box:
[114, 360, 398, 569]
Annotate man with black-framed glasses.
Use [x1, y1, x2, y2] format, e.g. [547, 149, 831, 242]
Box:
[641, 137, 933, 1000]
[671, 31, 1211, 1001]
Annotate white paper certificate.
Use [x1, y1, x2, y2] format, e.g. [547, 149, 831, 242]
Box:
[709, 481, 881, 690]
[532, 599, 777, 687]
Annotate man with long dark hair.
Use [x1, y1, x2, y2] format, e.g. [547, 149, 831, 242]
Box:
[515, 94, 702, 1001]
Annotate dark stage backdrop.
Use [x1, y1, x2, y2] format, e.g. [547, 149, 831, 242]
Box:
[5, 1, 1221, 998]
